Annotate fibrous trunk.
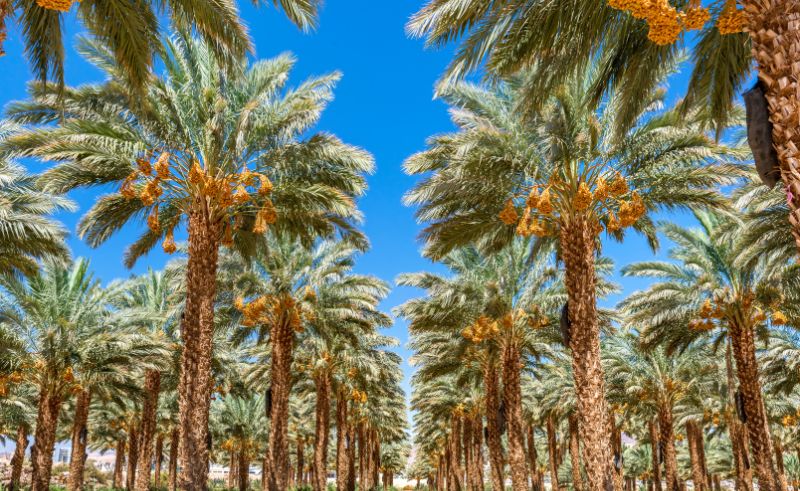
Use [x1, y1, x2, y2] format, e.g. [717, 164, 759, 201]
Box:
[266, 302, 296, 491]
[238, 450, 250, 491]
[10, 425, 28, 490]
[30, 389, 62, 491]
[483, 362, 505, 491]
[560, 216, 613, 491]
[686, 421, 707, 491]
[128, 422, 140, 490]
[313, 373, 331, 491]
[67, 389, 92, 491]
[448, 417, 464, 491]
[726, 340, 754, 491]
[502, 340, 528, 491]
[649, 418, 662, 491]
[113, 437, 126, 489]
[336, 390, 349, 490]
[296, 437, 305, 487]
[473, 413, 485, 488]
[774, 436, 788, 491]
[729, 317, 779, 490]
[547, 415, 560, 491]
[657, 402, 679, 491]
[528, 425, 544, 491]
[569, 413, 584, 491]
[168, 427, 179, 491]
[136, 369, 162, 491]
[177, 202, 221, 490]
[154, 433, 164, 487]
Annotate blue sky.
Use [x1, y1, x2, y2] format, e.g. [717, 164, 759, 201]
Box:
[0, 2, 713, 404]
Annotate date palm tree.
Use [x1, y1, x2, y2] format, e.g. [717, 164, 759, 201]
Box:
[408, 0, 800, 255]
[211, 394, 268, 491]
[404, 66, 741, 490]
[0, 0, 320, 94]
[6, 32, 372, 489]
[619, 210, 794, 490]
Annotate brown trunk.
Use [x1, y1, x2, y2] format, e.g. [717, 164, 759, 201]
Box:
[336, 390, 349, 490]
[347, 421, 356, 491]
[30, 389, 62, 491]
[713, 475, 722, 491]
[650, 419, 662, 491]
[358, 421, 366, 487]
[228, 450, 238, 489]
[136, 369, 161, 491]
[128, 422, 140, 490]
[528, 425, 544, 491]
[774, 437, 788, 491]
[10, 425, 28, 490]
[547, 415, 560, 491]
[726, 340, 754, 491]
[448, 417, 463, 491]
[113, 437, 126, 489]
[297, 437, 306, 487]
[657, 403, 679, 491]
[177, 203, 221, 491]
[560, 217, 613, 491]
[473, 413, 485, 489]
[729, 316, 779, 490]
[463, 414, 473, 490]
[483, 363, 505, 491]
[686, 421, 706, 491]
[168, 427, 179, 491]
[569, 414, 584, 491]
[371, 429, 381, 489]
[502, 341, 528, 491]
[313, 373, 331, 491]
[266, 300, 296, 491]
[610, 415, 623, 491]
[154, 433, 164, 487]
[67, 389, 92, 491]
[238, 450, 250, 491]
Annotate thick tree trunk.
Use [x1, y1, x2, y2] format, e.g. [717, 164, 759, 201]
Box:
[686, 421, 707, 491]
[347, 422, 357, 491]
[657, 403, 679, 491]
[528, 425, 544, 491]
[67, 389, 92, 491]
[483, 363, 505, 491]
[473, 413, 485, 489]
[547, 415, 560, 491]
[463, 414, 473, 490]
[502, 341, 528, 491]
[448, 417, 463, 491]
[729, 317, 779, 490]
[154, 433, 164, 488]
[296, 437, 306, 487]
[113, 437, 126, 489]
[136, 369, 162, 491]
[569, 414, 584, 491]
[168, 427, 179, 491]
[30, 389, 62, 491]
[177, 203, 221, 491]
[266, 303, 296, 491]
[610, 415, 623, 491]
[725, 340, 753, 491]
[370, 429, 381, 489]
[336, 391, 349, 490]
[238, 451, 250, 491]
[774, 437, 788, 491]
[313, 373, 331, 491]
[128, 422, 140, 490]
[560, 217, 613, 491]
[649, 419, 662, 491]
[228, 450, 238, 489]
[10, 425, 28, 490]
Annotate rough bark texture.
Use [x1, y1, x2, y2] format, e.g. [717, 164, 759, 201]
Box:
[228, 450, 238, 489]
[136, 369, 161, 491]
[774, 437, 788, 491]
[127, 423, 140, 490]
[313, 373, 331, 491]
[266, 302, 296, 491]
[177, 203, 221, 491]
[10, 425, 27, 490]
[484, 364, 505, 491]
[473, 413, 485, 488]
[502, 341, 528, 491]
[238, 450, 250, 491]
[113, 437, 126, 489]
[686, 421, 707, 491]
[569, 414, 584, 491]
[168, 427, 179, 491]
[296, 437, 306, 488]
[67, 389, 92, 491]
[346, 422, 356, 491]
[729, 317, 779, 490]
[336, 391, 349, 490]
[649, 419, 662, 491]
[448, 417, 463, 491]
[726, 340, 754, 491]
[154, 433, 164, 488]
[30, 389, 62, 491]
[528, 425, 544, 491]
[547, 415, 560, 491]
[658, 403, 679, 491]
[560, 217, 613, 491]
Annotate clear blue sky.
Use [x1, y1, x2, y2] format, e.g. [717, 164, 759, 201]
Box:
[0, 2, 713, 403]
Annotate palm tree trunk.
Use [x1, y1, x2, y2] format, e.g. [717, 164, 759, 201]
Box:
[686, 421, 706, 491]
[610, 414, 623, 491]
[448, 417, 464, 491]
[168, 427, 179, 491]
[347, 422, 357, 491]
[547, 415, 560, 491]
[154, 433, 164, 488]
[228, 450, 238, 489]
[502, 341, 528, 491]
[30, 389, 62, 491]
[177, 203, 221, 491]
[266, 307, 295, 491]
[128, 422, 140, 490]
[371, 428, 381, 489]
[649, 418, 662, 491]
[742, 0, 800, 252]
[336, 390, 349, 490]
[10, 425, 28, 490]
[463, 414, 473, 490]
[657, 402, 679, 491]
[473, 413, 485, 489]
[114, 437, 126, 489]
[297, 437, 305, 487]
[483, 363, 505, 491]
[560, 216, 613, 491]
[528, 424, 543, 491]
[238, 451, 250, 491]
[725, 340, 753, 491]
[774, 437, 788, 491]
[729, 317, 779, 490]
[136, 369, 161, 491]
[569, 414, 584, 491]
[313, 372, 331, 491]
[67, 389, 92, 491]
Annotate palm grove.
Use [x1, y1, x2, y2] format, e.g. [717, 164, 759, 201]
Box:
[0, 0, 799, 490]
